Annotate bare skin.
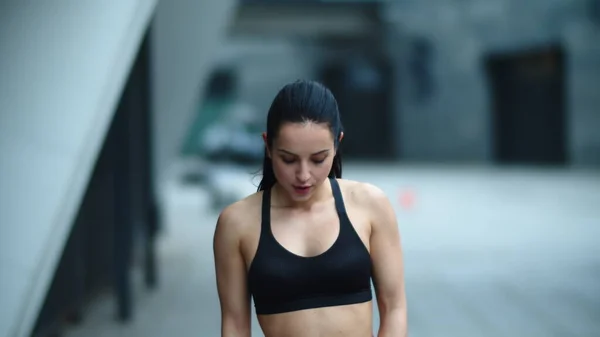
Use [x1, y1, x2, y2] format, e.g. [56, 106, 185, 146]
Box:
[213, 122, 407, 337]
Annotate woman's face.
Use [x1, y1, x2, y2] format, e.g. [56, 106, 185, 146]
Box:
[266, 122, 337, 202]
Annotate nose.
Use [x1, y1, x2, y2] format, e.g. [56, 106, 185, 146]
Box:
[296, 163, 310, 182]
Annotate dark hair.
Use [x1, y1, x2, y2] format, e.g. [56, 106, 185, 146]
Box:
[257, 80, 344, 192]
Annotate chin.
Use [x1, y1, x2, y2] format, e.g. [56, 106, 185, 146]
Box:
[291, 193, 312, 202]
[289, 188, 311, 199]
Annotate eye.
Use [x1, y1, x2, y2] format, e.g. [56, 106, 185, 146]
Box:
[312, 157, 327, 164]
[281, 157, 296, 164]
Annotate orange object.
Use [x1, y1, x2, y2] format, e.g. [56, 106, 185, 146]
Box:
[398, 189, 415, 209]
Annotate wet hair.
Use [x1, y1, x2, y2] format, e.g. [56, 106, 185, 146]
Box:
[257, 80, 344, 192]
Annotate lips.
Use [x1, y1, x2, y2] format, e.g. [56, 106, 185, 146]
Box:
[293, 185, 311, 194]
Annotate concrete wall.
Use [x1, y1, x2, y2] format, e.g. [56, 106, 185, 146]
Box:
[0, 1, 157, 336]
[385, 0, 600, 166]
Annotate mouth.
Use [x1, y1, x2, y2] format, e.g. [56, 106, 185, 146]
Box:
[293, 185, 312, 194]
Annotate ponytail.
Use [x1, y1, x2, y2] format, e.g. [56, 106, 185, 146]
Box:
[257, 148, 276, 192]
[328, 148, 342, 179]
[329, 128, 343, 179]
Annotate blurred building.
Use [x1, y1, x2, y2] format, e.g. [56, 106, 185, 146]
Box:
[209, 0, 600, 166]
[385, 0, 600, 167]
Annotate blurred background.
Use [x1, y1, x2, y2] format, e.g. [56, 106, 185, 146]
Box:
[0, 0, 599, 336]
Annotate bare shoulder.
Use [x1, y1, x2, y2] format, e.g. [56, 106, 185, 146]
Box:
[214, 192, 263, 246]
[337, 179, 396, 227]
[337, 178, 390, 208]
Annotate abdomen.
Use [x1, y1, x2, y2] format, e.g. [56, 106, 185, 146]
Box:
[258, 301, 373, 337]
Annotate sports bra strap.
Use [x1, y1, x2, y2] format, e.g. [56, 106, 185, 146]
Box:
[329, 178, 348, 215]
[261, 188, 271, 228]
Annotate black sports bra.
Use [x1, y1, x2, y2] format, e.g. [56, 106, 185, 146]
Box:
[247, 178, 373, 315]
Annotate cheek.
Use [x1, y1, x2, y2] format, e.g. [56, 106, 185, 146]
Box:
[314, 159, 335, 178]
[271, 160, 294, 181]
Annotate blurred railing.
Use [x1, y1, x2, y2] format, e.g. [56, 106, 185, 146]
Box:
[30, 30, 160, 337]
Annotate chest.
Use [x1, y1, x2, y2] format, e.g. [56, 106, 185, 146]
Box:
[269, 204, 370, 258]
[248, 215, 372, 305]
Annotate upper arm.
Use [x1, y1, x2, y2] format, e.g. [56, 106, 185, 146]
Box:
[365, 184, 406, 313]
[213, 206, 251, 336]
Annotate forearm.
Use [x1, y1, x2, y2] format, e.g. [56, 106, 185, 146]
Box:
[377, 308, 407, 337]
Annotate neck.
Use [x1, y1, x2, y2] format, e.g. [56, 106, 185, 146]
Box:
[272, 180, 331, 211]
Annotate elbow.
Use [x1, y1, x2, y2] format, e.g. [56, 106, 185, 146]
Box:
[222, 315, 251, 337]
[378, 294, 406, 318]
[380, 305, 406, 323]
[379, 304, 406, 325]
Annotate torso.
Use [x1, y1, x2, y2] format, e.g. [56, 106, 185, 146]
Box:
[235, 179, 374, 337]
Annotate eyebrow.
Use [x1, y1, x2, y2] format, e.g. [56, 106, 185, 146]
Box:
[277, 149, 330, 156]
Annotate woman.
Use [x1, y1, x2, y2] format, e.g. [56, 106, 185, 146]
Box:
[213, 80, 407, 337]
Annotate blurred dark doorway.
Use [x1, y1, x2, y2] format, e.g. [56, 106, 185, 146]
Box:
[320, 57, 394, 160]
[485, 45, 567, 165]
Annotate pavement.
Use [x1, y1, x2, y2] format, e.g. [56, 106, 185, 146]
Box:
[63, 163, 600, 337]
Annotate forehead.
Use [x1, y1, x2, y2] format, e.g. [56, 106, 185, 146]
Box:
[274, 122, 334, 153]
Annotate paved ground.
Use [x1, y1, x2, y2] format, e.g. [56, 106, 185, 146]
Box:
[64, 164, 600, 337]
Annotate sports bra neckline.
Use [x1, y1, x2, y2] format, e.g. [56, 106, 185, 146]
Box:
[263, 179, 343, 259]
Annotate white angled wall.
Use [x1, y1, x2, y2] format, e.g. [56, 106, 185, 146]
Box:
[0, 1, 157, 337]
